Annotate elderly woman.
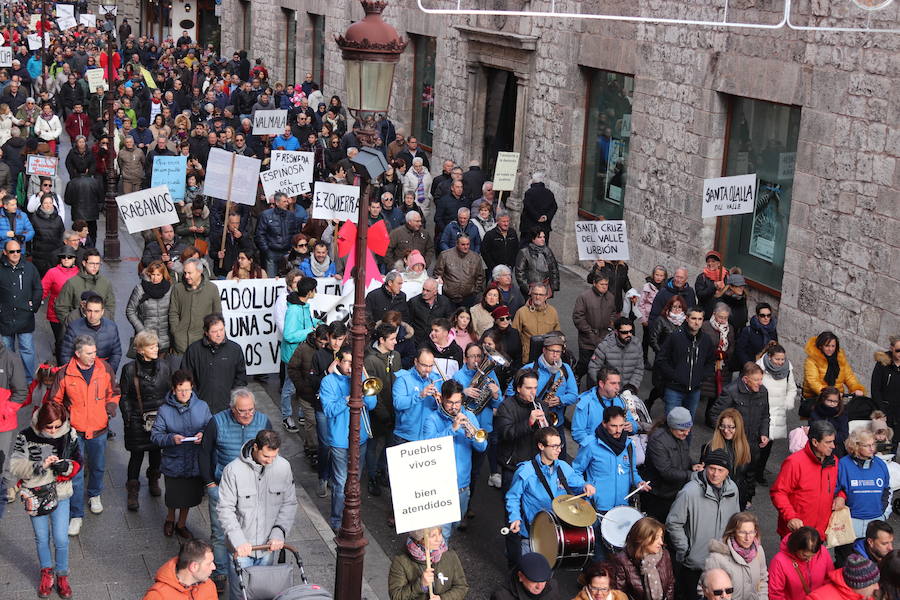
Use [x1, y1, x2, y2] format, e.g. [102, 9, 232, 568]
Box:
[400, 249, 428, 284]
[472, 200, 496, 240]
[119, 330, 171, 511]
[402, 157, 434, 225]
[388, 526, 468, 600]
[836, 428, 890, 538]
[150, 370, 212, 539]
[701, 303, 735, 406]
[126, 260, 173, 355]
[514, 227, 560, 297]
[574, 562, 628, 600]
[611, 516, 675, 600]
[768, 527, 833, 600]
[705, 512, 768, 600]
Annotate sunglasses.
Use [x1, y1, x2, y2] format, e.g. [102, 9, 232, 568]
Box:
[711, 589, 734, 597]
[6, 249, 20, 254]
[618, 329, 634, 335]
[758, 312, 772, 318]
[295, 243, 308, 248]
[496, 316, 510, 322]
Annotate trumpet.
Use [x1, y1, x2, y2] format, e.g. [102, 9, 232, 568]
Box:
[439, 403, 488, 443]
[532, 399, 558, 428]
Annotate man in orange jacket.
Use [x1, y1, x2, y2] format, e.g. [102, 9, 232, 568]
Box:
[143, 540, 218, 600]
[49, 334, 120, 536]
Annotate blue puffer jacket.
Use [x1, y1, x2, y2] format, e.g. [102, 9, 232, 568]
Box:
[572, 435, 639, 512]
[320, 372, 377, 449]
[151, 392, 212, 478]
[59, 316, 123, 372]
[254, 206, 302, 255]
[281, 294, 319, 363]
[0, 209, 35, 252]
[438, 220, 482, 253]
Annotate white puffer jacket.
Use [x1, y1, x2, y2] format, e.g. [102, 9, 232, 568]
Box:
[757, 356, 797, 439]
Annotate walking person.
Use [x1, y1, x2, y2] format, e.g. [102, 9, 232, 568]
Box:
[0, 239, 42, 383]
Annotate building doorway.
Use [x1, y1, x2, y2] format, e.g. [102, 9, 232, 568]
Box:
[481, 67, 517, 178]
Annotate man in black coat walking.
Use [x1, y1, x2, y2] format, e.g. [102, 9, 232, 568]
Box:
[0, 239, 41, 381]
[181, 314, 248, 414]
[519, 173, 557, 247]
[655, 307, 716, 425]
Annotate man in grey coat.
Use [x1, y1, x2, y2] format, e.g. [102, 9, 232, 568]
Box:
[666, 448, 740, 600]
[586, 317, 644, 391]
[218, 429, 297, 600]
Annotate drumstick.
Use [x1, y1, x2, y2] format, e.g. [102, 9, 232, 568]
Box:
[624, 481, 650, 500]
[562, 492, 589, 503]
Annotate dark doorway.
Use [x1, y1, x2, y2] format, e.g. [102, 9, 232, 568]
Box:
[482, 68, 517, 177]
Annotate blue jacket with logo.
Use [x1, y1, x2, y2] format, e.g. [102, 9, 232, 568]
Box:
[422, 407, 487, 488]
[505, 454, 587, 538]
[320, 371, 377, 449]
[504, 359, 578, 425]
[571, 389, 638, 446]
[837, 453, 890, 519]
[573, 435, 638, 512]
[391, 368, 442, 441]
[451, 365, 502, 432]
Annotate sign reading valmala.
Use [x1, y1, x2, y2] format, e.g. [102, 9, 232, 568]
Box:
[213, 279, 287, 375]
[311, 182, 360, 222]
[252, 110, 288, 135]
[115, 186, 180, 234]
[575, 220, 630, 261]
[702, 173, 757, 218]
[387, 436, 460, 534]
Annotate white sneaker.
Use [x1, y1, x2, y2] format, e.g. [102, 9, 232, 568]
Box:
[68, 517, 82, 536]
[488, 473, 502, 488]
[89, 496, 103, 514]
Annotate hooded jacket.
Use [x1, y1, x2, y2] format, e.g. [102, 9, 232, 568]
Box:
[151, 392, 213, 479]
[40, 264, 78, 323]
[281, 293, 318, 363]
[54, 266, 116, 324]
[0, 207, 35, 248]
[666, 471, 740, 570]
[770, 442, 838, 538]
[10, 411, 81, 499]
[320, 371, 378, 448]
[168, 274, 223, 354]
[141, 557, 218, 600]
[704, 538, 769, 600]
[217, 439, 298, 553]
[573, 432, 638, 511]
[802, 336, 865, 399]
[806, 569, 868, 600]
[758, 356, 797, 440]
[28, 207, 65, 273]
[0, 256, 42, 335]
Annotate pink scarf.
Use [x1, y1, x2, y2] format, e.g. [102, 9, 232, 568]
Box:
[406, 536, 448, 564]
[730, 537, 758, 563]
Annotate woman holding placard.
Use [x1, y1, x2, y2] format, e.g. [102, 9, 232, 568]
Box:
[388, 526, 468, 600]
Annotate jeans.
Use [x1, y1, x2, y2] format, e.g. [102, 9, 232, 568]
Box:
[501, 469, 522, 568]
[71, 432, 108, 518]
[329, 443, 366, 530]
[207, 485, 228, 577]
[264, 256, 279, 280]
[664, 388, 701, 423]
[280, 376, 297, 419]
[315, 410, 331, 482]
[228, 551, 275, 600]
[3, 333, 35, 383]
[441, 486, 471, 541]
[31, 498, 70, 574]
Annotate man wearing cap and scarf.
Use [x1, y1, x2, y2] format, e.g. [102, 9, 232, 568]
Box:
[806, 553, 880, 600]
[491, 552, 561, 600]
[695, 250, 729, 318]
[666, 448, 740, 600]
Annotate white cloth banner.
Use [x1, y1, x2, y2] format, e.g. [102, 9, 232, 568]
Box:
[115, 186, 180, 234]
[213, 279, 287, 375]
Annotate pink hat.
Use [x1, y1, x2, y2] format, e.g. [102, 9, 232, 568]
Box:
[408, 250, 425, 268]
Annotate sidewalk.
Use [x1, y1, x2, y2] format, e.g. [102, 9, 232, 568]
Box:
[0, 225, 393, 599]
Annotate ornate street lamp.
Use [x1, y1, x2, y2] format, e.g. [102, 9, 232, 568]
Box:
[333, 4, 405, 600]
[102, 6, 120, 261]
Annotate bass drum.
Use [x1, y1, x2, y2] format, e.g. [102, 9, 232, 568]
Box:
[600, 505, 644, 554]
[530, 510, 595, 571]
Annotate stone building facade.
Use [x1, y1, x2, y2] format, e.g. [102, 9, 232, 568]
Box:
[217, 0, 899, 377]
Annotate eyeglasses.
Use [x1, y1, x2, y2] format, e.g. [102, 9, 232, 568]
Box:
[543, 443, 562, 449]
[233, 407, 255, 415]
[720, 424, 736, 431]
[467, 353, 483, 359]
[711, 588, 734, 597]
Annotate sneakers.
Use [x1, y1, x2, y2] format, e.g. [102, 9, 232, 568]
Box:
[56, 574, 73, 599]
[317, 479, 328, 498]
[89, 496, 103, 514]
[488, 473, 502, 488]
[67, 517, 82, 536]
[282, 416, 299, 433]
[38, 568, 54, 598]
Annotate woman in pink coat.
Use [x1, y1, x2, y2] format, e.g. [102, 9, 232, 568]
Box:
[40, 248, 78, 359]
[769, 527, 834, 600]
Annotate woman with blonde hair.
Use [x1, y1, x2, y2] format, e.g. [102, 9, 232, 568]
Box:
[837, 428, 890, 538]
[0, 103, 22, 146]
[611, 516, 675, 600]
[705, 512, 768, 600]
[702, 408, 753, 509]
[388, 526, 468, 600]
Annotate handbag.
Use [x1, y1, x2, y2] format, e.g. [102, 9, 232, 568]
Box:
[135, 374, 157, 432]
[825, 506, 855, 548]
[19, 482, 59, 516]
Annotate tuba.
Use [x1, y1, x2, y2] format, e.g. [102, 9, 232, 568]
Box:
[465, 351, 509, 414]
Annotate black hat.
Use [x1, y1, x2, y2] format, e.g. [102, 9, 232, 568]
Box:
[704, 448, 732, 472]
[518, 553, 552, 583]
[57, 246, 76, 258]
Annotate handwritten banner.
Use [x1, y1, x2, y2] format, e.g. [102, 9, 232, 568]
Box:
[252, 109, 288, 135]
[575, 220, 630, 261]
[311, 182, 360, 222]
[260, 150, 314, 198]
[116, 186, 180, 234]
[151, 156, 187, 201]
[701, 173, 757, 218]
[214, 279, 287, 375]
[0, 47, 11, 68]
[86, 69, 105, 93]
[492, 151, 520, 191]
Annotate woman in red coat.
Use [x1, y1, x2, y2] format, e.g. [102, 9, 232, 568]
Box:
[769, 527, 834, 600]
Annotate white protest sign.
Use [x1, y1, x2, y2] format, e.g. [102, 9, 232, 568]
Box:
[115, 186, 180, 234]
[309, 279, 381, 323]
[388, 436, 461, 534]
[204, 148, 261, 205]
[79, 14, 96, 28]
[56, 4, 75, 19]
[57, 16, 78, 30]
[29, 14, 40, 30]
[701, 173, 757, 219]
[86, 68, 105, 93]
[401, 280, 423, 300]
[0, 47, 11, 68]
[26, 155, 58, 177]
[260, 151, 314, 198]
[575, 220, 630, 261]
[27, 34, 41, 51]
[311, 182, 360, 222]
[493, 152, 520, 191]
[214, 279, 287, 375]
[99, 5, 117, 15]
[252, 109, 288, 135]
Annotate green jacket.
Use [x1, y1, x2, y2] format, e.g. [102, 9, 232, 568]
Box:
[168, 274, 222, 354]
[388, 548, 468, 600]
[55, 268, 116, 324]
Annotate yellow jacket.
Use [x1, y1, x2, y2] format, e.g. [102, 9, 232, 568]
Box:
[802, 336, 865, 398]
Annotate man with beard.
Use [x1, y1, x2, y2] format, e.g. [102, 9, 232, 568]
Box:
[586, 317, 644, 391]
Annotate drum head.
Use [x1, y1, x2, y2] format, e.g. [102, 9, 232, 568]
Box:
[530, 511, 560, 567]
[600, 506, 643, 550]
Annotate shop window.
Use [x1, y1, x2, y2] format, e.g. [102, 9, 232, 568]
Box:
[411, 34, 436, 149]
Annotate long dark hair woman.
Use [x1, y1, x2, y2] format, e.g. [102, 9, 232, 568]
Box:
[810, 386, 849, 457]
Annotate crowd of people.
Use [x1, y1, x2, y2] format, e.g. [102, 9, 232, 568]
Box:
[0, 3, 897, 600]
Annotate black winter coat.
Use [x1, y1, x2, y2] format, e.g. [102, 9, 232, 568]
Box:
[60, 317, 123, 372]
[434, 192, 469, 232]
[119, 357, 172, 452]
[462, 166, 485, 200]
[2, 136, 26, 180]
[734, 316, 778, 366]
[365, 285, 409, 327]
[29, 208, 64, 275]
[495, 395, 539, 472]
[0, 257, 42, 335]
[65, 148, 95, 178]
[519, 182, 558, 236]
[180, 337, 247, 414]
[491, 570, 560, 600]
[710, 379, 771, 443]
[407, 293, 454, 344]
[481, 227, 520, 275]
[648, 278, 698, 324]
[588, 261, 633, 314]
[64, 174, 103, 221]
[871, 351, 900, 430]
[641, 427, 694, 500]
[655, 328, 716, 392]
[254, 206, 301, 255]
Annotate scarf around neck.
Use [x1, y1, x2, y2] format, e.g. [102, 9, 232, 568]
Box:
[824, 352, 840, 386]
[667, 311, 686, 326]
[406, 536, 448, 564]
[703, 265, 727, 282]
[141, 278, 171, 299]
[709, 318, 730, 352]
[310, 255, 331, 277]
[639, 551, 665, 600]
[730, 537, 758, 563]
[763, 353, 790, 380]
[538, 354, 561, 375]
[595, 421, 627, 456]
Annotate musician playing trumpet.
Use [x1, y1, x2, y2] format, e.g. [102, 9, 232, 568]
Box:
[392, 348, 443, 444]
[422, 380, 487, 541]
[505, 427, 595, 567]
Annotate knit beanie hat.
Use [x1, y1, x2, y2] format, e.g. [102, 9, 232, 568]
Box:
[843, 554, 880, 589]
[667, 406, 692, 430]
[703, 448, 732, 473]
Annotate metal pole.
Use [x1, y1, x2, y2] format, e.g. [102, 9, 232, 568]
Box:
[103, 13, 120, 261]
[334, 171, 371, 600]
[40, 1, 46, 92]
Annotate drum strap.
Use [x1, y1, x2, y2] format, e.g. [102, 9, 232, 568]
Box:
[532, 458, 573, 502]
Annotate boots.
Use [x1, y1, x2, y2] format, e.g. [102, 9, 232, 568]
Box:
[147, 470, 162, 497]
[56, 574, 73, 599]
[38, 568, 54, 598]
[126, 480, 140, 511]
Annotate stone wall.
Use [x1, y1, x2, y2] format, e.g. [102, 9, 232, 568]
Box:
[215, 0, 899, 378]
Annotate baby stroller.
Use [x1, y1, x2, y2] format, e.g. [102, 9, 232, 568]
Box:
[233, 544, 333, 600]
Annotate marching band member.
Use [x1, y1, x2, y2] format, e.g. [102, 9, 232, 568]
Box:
[392, 348, 443, 444]
[571, 367, 638, 447]
[496, 369, 543, 493]
[505, 426, 595, 568]
[422, 380, 487, 541]
[320, 348, 378, 531]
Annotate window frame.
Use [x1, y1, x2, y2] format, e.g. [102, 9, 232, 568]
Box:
[409, 34, 436, 153]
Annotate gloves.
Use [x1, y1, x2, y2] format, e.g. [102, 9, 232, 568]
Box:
[50, 460, 69, 475]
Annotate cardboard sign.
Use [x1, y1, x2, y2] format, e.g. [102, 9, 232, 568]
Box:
[387, 436, 461, 534]
[26, 34, 41, 51]
[151, 156, 187, 201]
[56, 5, 76, 30]
[213, 279, 287, 375]
[260, 151, 314, 198]
[79, 14, 96, 28]
[575, 220, 630, 261]
[204, 148, 261, 206]
[252, 109, 288, 135]
[26, 155, 58, 177]
[0, 47, 12, 68]
[701, 173, 757, 219]
[311, 182, 360, 222]
[116, 186, 180, 234]
[492, 151, 520, 191]
[86, 68, 105, 93]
